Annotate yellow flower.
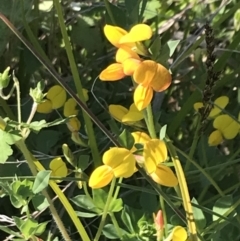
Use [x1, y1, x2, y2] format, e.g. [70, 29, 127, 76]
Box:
[143, 139, 168, 174]
[164, 226, 188, 241]
[194, 96, 229, 118]
[64, 98, 79, 117]
[104, 24, 152, 48]
[208, 130, 223, 146]
[109, 103, 143, 124]
[36, 85, 67, 113]
[49, 157, 68, 183]
[133, 60, 172, 110]
[89, 147, 136, 189]
[213, 114, 239, 139]
[67, 117, 81, 132]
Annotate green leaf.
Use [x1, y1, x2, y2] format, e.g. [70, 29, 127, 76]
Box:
[4, 130, 22, 144]
[121, 206, 135, 233]
[140, 191, 157, 213]
[149, 37, 161, 60]
[192, 198, 206, 230]
[109, 198, 123, 213]
[19, 218, 38, 239]
[28, 120, 47, 132]
[17, 179, 33, 198]
[0, 225, 22, 237]
[125, 0, 140, 24]
[77, 155, 90, 171]
[32, 194, 49, 211]
[234, 9, 240, 31]
[92, 188, 108, 210]
[118, 129, 135, 149]
[0, 131, 13, 163]
[213, 195, 233, 221]
[167, 40, 180, 57]
[76, 211, 98, 218]
[142, 0, 161, 21]
[13, 216, 25, 230]
[159, 125, 167, 140]
[34, 221, 49, 235]
[32, 170, 51, 194]
[103, 224, 129, 239]
[71, 195, 100, 213]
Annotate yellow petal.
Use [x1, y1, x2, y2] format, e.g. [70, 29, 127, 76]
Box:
[131, 131, 151, 144]
[133, 60, 171, 91]
[99, 63, 125, 81]
[104, 25, 127, 47]
[193, 102, 203, 112]
[122, 58, 141, 75]
[37, 99, 52, 113]
[64, 98, 78, 117]
[208, 130, 223, 146]
[47, 85, 67, 109]
[109, 105, 128, 122]
[67, 117, 81, 132]
[49, 157, 68, 182]
[134, 85, 153, 111]
[150, 165, 178, 187]
[209, 96, 229, 118]
[122, 104, 143, 123]
[116, 47, 140, 63]
[89, 165, 114, 189]
[172, 226, 188, 241]
[213, 115, 239, 139]
[120, 24, 152, 44]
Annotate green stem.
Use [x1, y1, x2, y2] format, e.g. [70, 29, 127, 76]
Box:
[53, 0, 101, 167]
[16, 140, 72, 241]
[109, 212, 122, 238]
[159, 187, 168, 237]
[103, 0, 117, 25]
[144, 105, 157, 138]
[94, 177, 116, 241]
[185, 115, 201, 171]
[113, 177, 123, 200]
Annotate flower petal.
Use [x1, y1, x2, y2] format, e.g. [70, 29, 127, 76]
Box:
[120, 24, 152, 44]
[67, 117, 81, 132]
[122, 104, 143, 123]
[37, 99, 52, 113]
[208, 130, 223, 146]
[209, 96, 229, 118]
[193, 102, 203, 112]
[134, 85, 153, 111]
[172, 226, 188, 241]
[64, 98, 78, 117]
[116, 47, 140, 63]
[104, 25, 128, 47]
[122, 58, 141, 75]
[99, 63, 125, 81]
[133, 60, 171, 92]
[109, 104, 128, 122]
[150, 165, 178, 187]
[213, 114, 239, 139]
[47, 85, 67, 109]
[131, 131, 151, 144]
[89, 165, 114, 189]
[49, 157, 68, 182]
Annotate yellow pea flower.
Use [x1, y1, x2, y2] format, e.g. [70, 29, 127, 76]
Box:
[47, 85, 67, 109]
[67, 117, 81, 132]
[164, 226, 188, 241]
[131, 131, 151, 145]
[104, 24, 152, 48]
[64, 98, 79, 117]
[133, 60, 172, 110]
[49, 157, 68, 183]
[208, 130, 223, 146]
[194, 96, 229, 118]
[143, 139, 168, 174]
[36, 99, 52, 114]
[109, 103, 143, 124]
[89, 147, 136, 189]
[213, 114, 239, 139]
[150, 165, 178, 187]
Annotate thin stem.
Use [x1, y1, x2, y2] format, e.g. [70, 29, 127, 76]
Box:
[16, 140, 72, 241]
[94, 177, 116, 241]
[53, 0, 101, 167]
[165, 137, 198, 241]
[113, 177, 123, 200]
[159, 187, 168, 237]
[109, 212, 122, 238]
[12, 73, 21, 124]
[185, 116, 201, 171]
[145, 105, 157, 138]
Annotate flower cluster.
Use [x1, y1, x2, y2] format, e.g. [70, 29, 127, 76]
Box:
[99, 24, 172, 111]
[194, 96, 240, 145]
[37, 85, 89, 136]
[89, 132, 178, 189]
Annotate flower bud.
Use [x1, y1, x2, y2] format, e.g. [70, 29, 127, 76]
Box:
[0, 67, 11, 89]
